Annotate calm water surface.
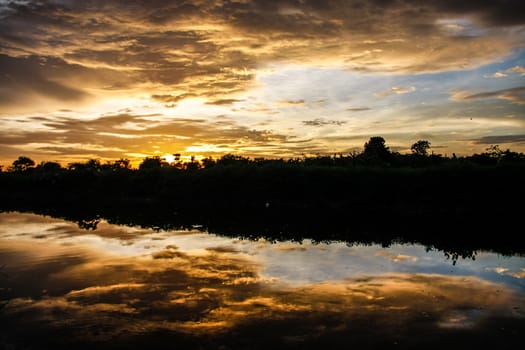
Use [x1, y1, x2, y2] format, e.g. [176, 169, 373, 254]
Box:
[0, 212, 524, 349]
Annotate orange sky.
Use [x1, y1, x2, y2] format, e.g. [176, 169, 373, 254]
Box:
[1, 0, 524, 166]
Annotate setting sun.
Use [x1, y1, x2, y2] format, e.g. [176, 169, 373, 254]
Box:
[163, 154, 176, 164]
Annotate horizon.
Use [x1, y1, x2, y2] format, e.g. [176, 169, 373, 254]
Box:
[1, 1, 525, 166]
[2, 139, 522, 170]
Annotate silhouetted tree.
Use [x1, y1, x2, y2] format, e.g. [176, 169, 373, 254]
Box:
[411, 140, 431, 156]
[201, 157, 216, 169]
[362, 136, 391, 164]
[139, 156, 167, 170]
[468, 145, 504, 165]
[184, 155, 200, 171]
[217, 154, 250, 166]
[109, 158, 131, 170]
[499, 149, 525, 164]
[11, 156, 35, 172]
[36, 161, 63, 172]
[67, 159, 102, 172]
[86, 159, 102, 172]
[484, 145, 503, 159]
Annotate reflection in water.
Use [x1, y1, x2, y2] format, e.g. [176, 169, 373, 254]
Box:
[0, 212, 524, 349]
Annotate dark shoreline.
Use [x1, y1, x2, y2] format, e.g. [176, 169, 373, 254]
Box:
[2, 162, 524, 259]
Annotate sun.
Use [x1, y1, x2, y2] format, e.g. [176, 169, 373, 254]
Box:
[163, 154, 176, 164]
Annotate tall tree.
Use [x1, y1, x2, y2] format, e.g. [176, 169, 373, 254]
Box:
[411, 140, 431, 156]
[363, 136, 391, 164]
[11, 156, 35, 172]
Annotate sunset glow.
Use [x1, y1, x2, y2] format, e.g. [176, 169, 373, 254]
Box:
[1, 1, 524, 166]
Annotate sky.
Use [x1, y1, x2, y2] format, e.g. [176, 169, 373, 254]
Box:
[0, 0, 524, 166]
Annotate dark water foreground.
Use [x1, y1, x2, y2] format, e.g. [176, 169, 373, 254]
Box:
[1, 212, 525, 349]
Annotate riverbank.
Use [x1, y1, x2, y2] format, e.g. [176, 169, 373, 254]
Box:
[1, 162, 524, 257]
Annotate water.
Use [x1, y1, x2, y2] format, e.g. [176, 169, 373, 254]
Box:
[0, 212, 524, 349]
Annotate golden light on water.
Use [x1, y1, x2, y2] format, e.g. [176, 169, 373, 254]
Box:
[1, 212, 524, 347]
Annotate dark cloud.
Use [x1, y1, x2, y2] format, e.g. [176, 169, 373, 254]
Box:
[303, 118, 347, 126]
[151, 93, 197, 104]
[0, 53, 139, 109]
[278, 99, 305, 106]
[64, 30, 217, 71]
[347, 107, 371, 112]
[426, 0, 525, 26]
[0, 54, 89, 103]
[228, 5, 342, 37]
[470, 134, 525, 145]
[35, 146, 125, 158]
[206, 246, 242, 254]
[452, 86, 525, 105]
[205, 99, 244, 106]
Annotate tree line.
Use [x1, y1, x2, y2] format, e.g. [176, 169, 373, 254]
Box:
[2, 137, 525, 173]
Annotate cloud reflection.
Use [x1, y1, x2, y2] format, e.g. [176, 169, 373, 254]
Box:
[1, 212, 525, 348]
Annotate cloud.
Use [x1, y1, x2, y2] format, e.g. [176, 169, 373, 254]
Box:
[470, 134, 525, 145]
[375, 86, 416, 98]
[451, 86, 525, 105]
[506, 65, 525, 75]
[302, 118, 347, 127]
[205, 99, 244, 106]
[347, 107, 371, 112]
[430, 0, 525, 27]
[0, 54, 89, 103]
[0, 0, 523, 112]
[0, 112, 291, 163]
[483, 72, 507, 78]
[486, 267, 525, 279]
[151, 93, 197, 104]
[151, 93, 198, 108]
[277, 99, 305, 106]
[0, 53, 141, 112]
[206, 246, 242, 254]
[375, 250, 418, 263]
